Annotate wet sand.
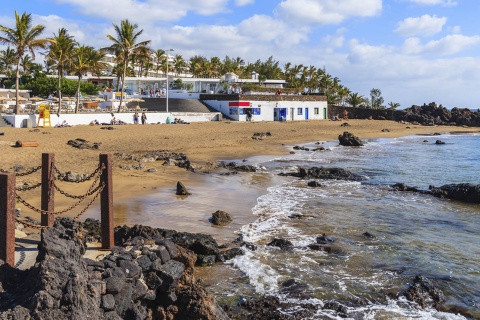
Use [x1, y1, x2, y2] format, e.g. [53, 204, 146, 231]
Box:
[1, 119, 478, 239]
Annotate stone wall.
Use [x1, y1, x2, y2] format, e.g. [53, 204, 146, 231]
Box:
[328, 105, 396, 120]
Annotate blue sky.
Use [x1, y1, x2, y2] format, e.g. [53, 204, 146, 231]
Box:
[1, 0, 479, 109]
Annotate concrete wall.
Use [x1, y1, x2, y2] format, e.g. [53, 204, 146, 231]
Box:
[3, 112, 220, 128]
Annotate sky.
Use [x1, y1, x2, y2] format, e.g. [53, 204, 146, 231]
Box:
[1, 0, 479, 109]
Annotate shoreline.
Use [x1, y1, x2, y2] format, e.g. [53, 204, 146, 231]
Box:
[2, 120, 478, 230]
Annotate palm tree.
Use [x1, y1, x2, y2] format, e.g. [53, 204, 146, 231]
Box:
[346, 92, 364, 108]
[387, 102, 401, 110]
[70, 45, 107, 113]
[106, 19, 151, 112]
[0, 47, 16, 77]
[0, 11, 50, 114]
[173, 54, 185, 76]
[153, 49, 165, 77]
[47, 28, 76, 114]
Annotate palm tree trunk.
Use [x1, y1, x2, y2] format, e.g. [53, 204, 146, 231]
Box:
[57, 68, 62, 115]
[15, 60, 20, 115]
[75, 75, 81, 113]
[117, 62, 127, 113]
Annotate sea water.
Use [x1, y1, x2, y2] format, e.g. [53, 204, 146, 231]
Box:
[226, 132, 480, 319]
[88, 132, 480, 319]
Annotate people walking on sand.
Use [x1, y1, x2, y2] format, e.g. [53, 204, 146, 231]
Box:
[141, 112, 147, 125]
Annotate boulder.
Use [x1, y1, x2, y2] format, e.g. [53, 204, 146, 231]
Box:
[338, 131, 364, 146]
[211, 210, 233, 226]
[430, 183, 480, 203]
[267, 238, 293, 250]
[402, 275, 446, 309]
[176, 181, 191, 195]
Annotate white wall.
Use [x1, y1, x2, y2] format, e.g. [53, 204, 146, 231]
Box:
[203, 99, 327, 122]
[3, 112, 220, 128]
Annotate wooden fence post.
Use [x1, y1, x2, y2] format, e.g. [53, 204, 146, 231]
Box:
[0, 173, 16, 266]
[41, 153, 55, 227]
[100, 154, 114, 249]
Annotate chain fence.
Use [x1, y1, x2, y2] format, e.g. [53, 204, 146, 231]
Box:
[13, 161, 106, 226]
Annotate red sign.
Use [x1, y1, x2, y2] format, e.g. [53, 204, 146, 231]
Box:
[229, 101, 250, 107]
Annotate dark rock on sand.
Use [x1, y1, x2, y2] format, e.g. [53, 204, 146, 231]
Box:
[338, 131, 364, 146]
[67, 138, 101, 149]
[211, 210, 233, 226]
[176, 181, 191, 195]
[252, 132, 272, 140]
[281, 166, 365, 181]
[217, 161, 257, 172]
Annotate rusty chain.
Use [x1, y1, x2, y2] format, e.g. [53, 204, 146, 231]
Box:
[52, 163, 104, 183]
[53, 166, 103, 199]
[72, 182, 105, 220]
[16, 173, 104, 216]
[0, 166, 42, 176]
[15, 218, 49, 230]
[16, 182, 42, 192]
[15, 182, 105, 228]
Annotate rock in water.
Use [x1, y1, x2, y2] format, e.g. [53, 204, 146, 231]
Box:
[211, 210, 233, 226]
[338, 131, 364, 146]
[176, 181, 191, 195]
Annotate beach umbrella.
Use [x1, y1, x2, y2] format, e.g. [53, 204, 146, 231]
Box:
[29, 96, 44, 101]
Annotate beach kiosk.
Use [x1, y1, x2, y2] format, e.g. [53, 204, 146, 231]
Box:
[37, 104, 52, 128]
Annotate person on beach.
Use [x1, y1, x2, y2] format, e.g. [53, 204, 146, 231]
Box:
[246, 110, 252, 121]
[133, 112, 139, 124]
[343, 110, 348, 120]
[141, 112, 147, 125]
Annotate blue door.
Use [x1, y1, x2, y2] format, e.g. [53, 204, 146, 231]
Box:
[305, 108, 309, 120]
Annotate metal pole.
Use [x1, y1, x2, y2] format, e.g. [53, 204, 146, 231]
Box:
[0, 173, 16, 266]
[41, 153, 55, 227]
[100, 154, 114, 250]
[166, 60, 169, 113]
[165, 49, 174, 114]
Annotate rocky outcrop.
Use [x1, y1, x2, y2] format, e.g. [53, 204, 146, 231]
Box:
[114, 150, 195, 172]
[217, 161, 257, 172]
[392, 182, 480, 204]
[67, 138, 101, 149]
[338, 131, 364, 146]
[0, 219, 229, 319]
[429, 183, 480, 203]
[280, 166, 365, 181]
[329, 103, 480, 127]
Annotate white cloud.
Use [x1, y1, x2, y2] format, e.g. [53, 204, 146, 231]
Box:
[395, 14, 446, 37]
[328, 38, 480, 108]
[405, 0, 457, 7]
[402, 34, 480, 56]
[235, 0, 255, 6]
[53, 0, 230, 22]
[275, 0, 382, 25]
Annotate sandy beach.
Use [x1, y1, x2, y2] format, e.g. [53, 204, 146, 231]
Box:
[1, 119, 479, 233]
